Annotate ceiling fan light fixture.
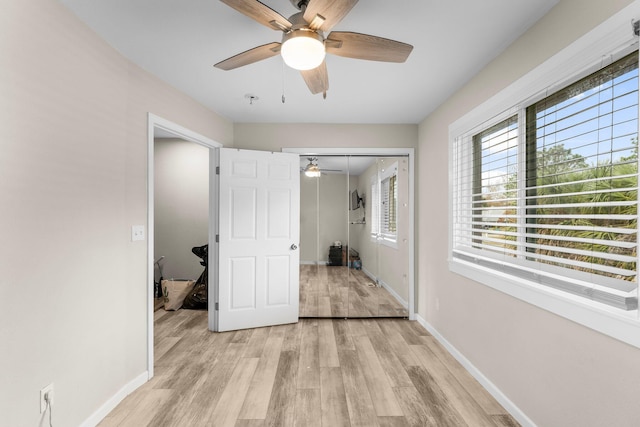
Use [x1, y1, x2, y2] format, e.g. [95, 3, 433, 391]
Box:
[281, 30, 325, 70]
[304, 163, 321, 177]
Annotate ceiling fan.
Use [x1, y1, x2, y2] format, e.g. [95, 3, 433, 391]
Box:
[214, 0, 413, 98]
[301, 157, 341, 177]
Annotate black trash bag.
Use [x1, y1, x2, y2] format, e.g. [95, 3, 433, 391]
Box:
[182, 244, 208, 310]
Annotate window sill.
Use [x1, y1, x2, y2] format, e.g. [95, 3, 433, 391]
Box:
[449, 257, 640, 349]
[371, 235, 399, 249]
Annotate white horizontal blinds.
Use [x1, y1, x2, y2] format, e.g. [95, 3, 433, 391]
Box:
[381, 174, 397, 234]
[390, 174, 397, 233]
[470, 116, 519, 256]
[525, 52, 638, 302]
[452, 50, 639, 310]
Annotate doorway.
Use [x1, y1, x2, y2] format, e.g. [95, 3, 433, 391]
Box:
[284, 148, 415, 320]
[147, 113, 221, 378]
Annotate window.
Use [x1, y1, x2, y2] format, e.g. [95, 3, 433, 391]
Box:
[452, 51, 639, 311]
[371, 162, 398, 244]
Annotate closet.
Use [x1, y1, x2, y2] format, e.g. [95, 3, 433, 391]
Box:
[299, 154, 410, 318]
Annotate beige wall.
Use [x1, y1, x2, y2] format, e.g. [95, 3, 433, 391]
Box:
[418, 1, 640, 426]
[0, 1, 232, 426]
[154, 139, 209, 281]
[233, 123, 419, 152]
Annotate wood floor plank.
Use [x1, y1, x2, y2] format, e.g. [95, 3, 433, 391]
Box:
[318, 295, 332, 317]
[378, 416, 410, 427]
[187, 346, 247, 424]
[264, 350, 299, 427]
[339, 349, 380, 427]
[294, 388, 322, 427]
[282, 321, 303, 353]
[492, 414, 521, 427]
[297, 320, 320, 389]
[405, 364, 468, 427]
[320, 367, 351, 427]
[393, 386, 439, 427]
[115, 389, 174, 427]
[243, 325, 271, 358]
[354, 335, 404, 416]
[238, 328, 286, 420]
[376, 321, 421, 368]
[207, 357, 260, 427]
[362, 320, 414, 387]
[332, 318, 356, 351]
[318, 319, 340, 367]
[235, 420, 266, 427]
[347, 318, 368, 337]
[422, 336, 507, 415]
[154, 336, 181, 361]
[411, 344, 497, 427]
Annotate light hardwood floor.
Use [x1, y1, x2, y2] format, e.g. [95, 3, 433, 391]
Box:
[99, 309, 519, 427]
[300, 265, 409, 318]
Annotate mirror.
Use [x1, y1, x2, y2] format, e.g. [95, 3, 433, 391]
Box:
[299, 155, 409, 318]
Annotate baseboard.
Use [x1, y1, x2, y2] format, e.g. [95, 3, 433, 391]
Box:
[79, 371, 149, 427]
[378, 279, 408, 309]
[361, 267, 408, 309]
[415, 315, 536, 427]
[300, 260, 328, 265]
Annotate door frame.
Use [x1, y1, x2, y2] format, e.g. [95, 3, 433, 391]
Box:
[147, 113, 222, 378]
[283, 147, 416, 321]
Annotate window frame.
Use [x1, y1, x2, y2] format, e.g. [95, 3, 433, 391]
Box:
[371, 161, 399, 247]
[448, 4, 640, 349]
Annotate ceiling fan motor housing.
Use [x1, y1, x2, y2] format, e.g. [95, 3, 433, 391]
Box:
[289, 0, 309, 11]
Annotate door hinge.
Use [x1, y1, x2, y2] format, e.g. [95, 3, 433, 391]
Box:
[216, 166, 220, 175]
[215, 302, 219, 311]
[215, 234, 219, 243]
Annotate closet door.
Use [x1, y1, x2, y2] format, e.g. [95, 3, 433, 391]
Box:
[299, 155, 350, 317]
[347, 157, 410, 318]
[347, 156, 380, 317]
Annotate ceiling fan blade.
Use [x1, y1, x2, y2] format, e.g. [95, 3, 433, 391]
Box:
[214, 42, 281, 70]
[300, 61, 329, 95]
[303, 0, 358, 32]
[220, 0, 292, 31]
[326, 31, 413, 63]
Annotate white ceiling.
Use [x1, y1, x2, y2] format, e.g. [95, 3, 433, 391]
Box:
[59, 0, 558, 124]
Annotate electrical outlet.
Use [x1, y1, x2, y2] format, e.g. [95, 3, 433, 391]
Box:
[40, 383, 54, 413]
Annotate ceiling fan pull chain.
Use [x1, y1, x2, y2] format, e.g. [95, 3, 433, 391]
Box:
[282, 59, 286, 104]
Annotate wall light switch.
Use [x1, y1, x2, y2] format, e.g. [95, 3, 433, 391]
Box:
[131, 225, 145, 241]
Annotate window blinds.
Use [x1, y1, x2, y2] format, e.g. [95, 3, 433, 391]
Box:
[452, 51, 639, 310]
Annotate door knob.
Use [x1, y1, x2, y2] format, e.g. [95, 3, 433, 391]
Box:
[290, 244, 298, 250]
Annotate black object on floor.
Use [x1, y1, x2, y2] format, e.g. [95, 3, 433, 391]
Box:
[182, 244, 208, 310]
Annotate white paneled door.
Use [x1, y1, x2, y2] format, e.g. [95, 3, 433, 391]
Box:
[217, 148, 300, 332]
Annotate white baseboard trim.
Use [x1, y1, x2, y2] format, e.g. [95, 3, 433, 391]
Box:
[80, 371, 149, 427]
[300, 260, 328, 265]
[415, 315, 536, 427]
[379, 280, 408, 309]
[361, 267, 408, 309]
